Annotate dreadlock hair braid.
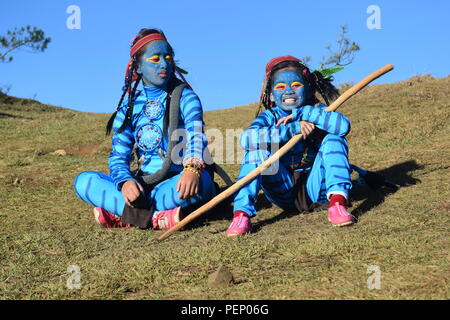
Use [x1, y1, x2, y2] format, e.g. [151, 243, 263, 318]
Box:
[106, 111, 118, 136]
[257, 82, 278, 118]
[105, 58, 138, 135]
[310, 70, 340, 106]
[117, 64, 141, 133]
[106, 66, 133, 136]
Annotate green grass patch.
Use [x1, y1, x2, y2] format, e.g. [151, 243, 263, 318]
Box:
[0, 75, 449, 299]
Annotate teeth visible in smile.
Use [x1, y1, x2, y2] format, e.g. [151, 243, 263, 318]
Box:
[283, 98, 296, 104]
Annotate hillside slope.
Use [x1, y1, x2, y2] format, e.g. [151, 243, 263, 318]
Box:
[0, 75, 449, 299]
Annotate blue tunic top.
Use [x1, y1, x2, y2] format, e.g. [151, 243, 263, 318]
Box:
[108, 83, 207, 190]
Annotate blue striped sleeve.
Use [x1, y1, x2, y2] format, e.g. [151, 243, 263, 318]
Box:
[179, 89, 207, 164]
[108, 104, 137, 190]
[240, 111, 301, 150]
[296, 104, 351, 136]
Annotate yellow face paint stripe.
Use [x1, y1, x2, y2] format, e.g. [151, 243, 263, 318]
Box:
[291, 81, 304, 89]
[146, 55, 161, 63]
[274, 83, 287, 90]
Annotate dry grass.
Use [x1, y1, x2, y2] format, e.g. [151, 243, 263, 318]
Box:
[0, 75, 449, 299]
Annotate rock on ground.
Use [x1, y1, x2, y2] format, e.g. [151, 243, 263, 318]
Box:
[207, 265, 234, 288]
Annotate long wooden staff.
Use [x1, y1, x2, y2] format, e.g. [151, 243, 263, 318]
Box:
[158, 64, 394, 241]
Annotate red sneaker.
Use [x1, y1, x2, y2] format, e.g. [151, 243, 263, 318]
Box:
[327, 203, 354, 227]
[152, 207, 181, 230]
[93, 207, 130, 228]
[226, 211, 252, 236]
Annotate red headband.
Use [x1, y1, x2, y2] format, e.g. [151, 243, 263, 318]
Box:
[265, 55, 302, 76]
[130, 33, 167, 57]
[260, 55, 303, 106]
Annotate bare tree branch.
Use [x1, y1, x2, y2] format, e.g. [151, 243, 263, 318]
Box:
[320, 25, 360, 68]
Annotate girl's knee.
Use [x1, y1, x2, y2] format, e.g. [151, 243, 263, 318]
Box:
[74, 171, 90, 193]
[320, 134, 349, 153]
[73, 171, 104, 195]
[322, 134, 347, 145]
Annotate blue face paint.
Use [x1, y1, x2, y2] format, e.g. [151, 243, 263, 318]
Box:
[272, 69, 309, 112]
[139, 40, 174, 88]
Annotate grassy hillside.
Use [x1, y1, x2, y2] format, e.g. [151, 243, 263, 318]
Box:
[0, 75, 449, 299]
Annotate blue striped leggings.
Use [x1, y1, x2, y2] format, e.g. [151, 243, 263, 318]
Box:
[73, 170, 216, 216]
[233, 134, 352, 217]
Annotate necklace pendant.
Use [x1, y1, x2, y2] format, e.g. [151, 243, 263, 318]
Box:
[135, 123, 163, 152]
[144, 100, 163, 121]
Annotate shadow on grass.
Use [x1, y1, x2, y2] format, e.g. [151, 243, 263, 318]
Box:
[182, 160, 422, 232]
[183, 186, 275, 230]
[251, 209, 299, 233]
[252, 203, 329, 233]
[0, 112, 33, 120]
[350, 160, 422, 220]
[182, 186, 233, 231]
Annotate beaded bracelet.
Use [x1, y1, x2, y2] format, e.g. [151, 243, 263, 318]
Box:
[184, 164, 201, 174]
[185, 162, 202, 171]
[183, 159, 205, 177]
[183, 157, 205, 170]
[184, 166, 200, 177]
[188, 161, 204, 171]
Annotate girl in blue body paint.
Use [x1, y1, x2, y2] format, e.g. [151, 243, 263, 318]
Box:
[227, 56, 354, 236]
[73, 29, 216, 230]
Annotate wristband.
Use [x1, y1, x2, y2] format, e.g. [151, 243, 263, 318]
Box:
[184, 166, 200, 177]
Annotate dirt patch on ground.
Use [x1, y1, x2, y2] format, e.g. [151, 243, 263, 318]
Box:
[437, 201, 450, 213]
[54, 176, 67, 186]
[1, 168, 59, 188]
[66, 142, 101, 156]
[3, 174, 67, 189]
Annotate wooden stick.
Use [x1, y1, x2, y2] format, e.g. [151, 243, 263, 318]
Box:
[158, 64, 394, 241]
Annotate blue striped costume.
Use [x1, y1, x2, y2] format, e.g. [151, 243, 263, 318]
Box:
[73, 84, 216, 215]
[233, 103, 352, 217]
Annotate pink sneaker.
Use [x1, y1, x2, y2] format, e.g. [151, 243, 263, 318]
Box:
[152, 207, 181, 230]
[93, 207, 130, 228]
[327, 203, 354, 227]
[226, 211, 252, 236]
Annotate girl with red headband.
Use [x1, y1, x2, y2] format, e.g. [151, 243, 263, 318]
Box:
[227, 56, 354, 236]
[73, 28, 216, 230]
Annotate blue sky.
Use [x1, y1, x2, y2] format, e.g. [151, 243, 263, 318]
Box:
[0, 0, 448, 113]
